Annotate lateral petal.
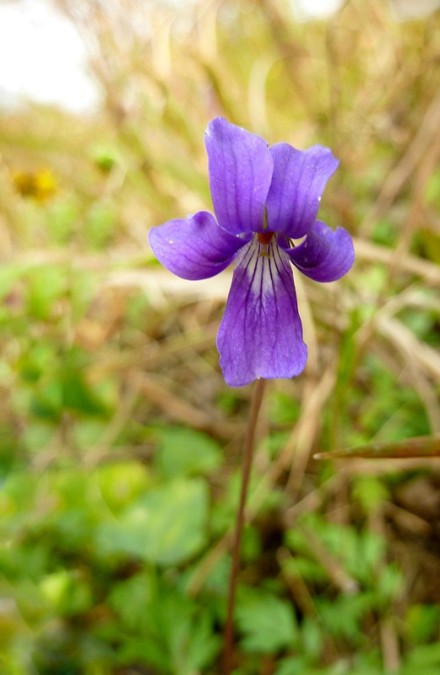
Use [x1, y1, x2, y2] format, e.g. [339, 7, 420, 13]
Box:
[285, 220, 355, 282]
[217, 238, 307, 387]
[266, 143, 339, 238]
[205, 117, 273, 235]
[148, 211, 248, 280]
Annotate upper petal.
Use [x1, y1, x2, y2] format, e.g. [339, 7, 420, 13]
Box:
[205, 118, 274, 235]
[266, 143, 339, 238]
[217, 237, 307, 387]
[285, 220, 355, 282]
[148, 211, 248, 280]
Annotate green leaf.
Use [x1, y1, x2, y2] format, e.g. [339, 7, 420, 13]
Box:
[154, 427, 222, 478]
[401, 643, 440, 672]
[98, 462, 151, 514]
[269, 391, 301, 426]
[317, 594, 376, 641]
[301, 616, 324, 658]
[153, 587, 220, 674]
[0, 264, 24, 300]
[405, 604, 440, 644]
[114, 582, 220, 674]
[109, 573, 154, 632]
[236, 592, 297, 654]
[275, 657, 313, 675]
[376, 563, 403, 606]
[30, 379, 63, 420]
[352, 476, 389, 513]
[85, 203, 116, 249]
[59, 347, 114, 417]
[40, 569, 92, 616]
[97, 479, 209, 565]
[18, 342, 57, 383]
[26, 265, 67, 321]
[47, 198, 79, 243]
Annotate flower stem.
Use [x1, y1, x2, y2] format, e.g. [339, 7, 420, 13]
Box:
[223, 378, 266, 674]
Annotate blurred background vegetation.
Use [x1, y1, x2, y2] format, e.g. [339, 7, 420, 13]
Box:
[0, 0, 440, 673]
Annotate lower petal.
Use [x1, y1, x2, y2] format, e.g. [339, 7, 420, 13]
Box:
[149, 211, 248, 280]
[217, 238, 307, 387]
[285, 220, 354, 282]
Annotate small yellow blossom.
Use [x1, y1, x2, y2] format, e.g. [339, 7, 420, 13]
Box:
[12, 168, 57, 203]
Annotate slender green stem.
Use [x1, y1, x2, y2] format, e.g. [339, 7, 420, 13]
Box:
[223, 378, 266, 674]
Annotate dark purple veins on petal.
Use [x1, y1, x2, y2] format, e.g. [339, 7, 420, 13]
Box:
[217, 237, 307, 387]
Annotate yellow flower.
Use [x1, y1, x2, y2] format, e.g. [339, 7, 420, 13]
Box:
[12, 168, 57, 203]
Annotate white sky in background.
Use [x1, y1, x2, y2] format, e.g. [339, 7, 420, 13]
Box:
[0, 0, 99, 112]
[0, 0, 439, 113]
[293, 0, 343, 20]
[0, 0, 346, 113]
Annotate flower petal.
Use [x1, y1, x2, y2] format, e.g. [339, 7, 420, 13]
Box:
[217, 238, 307, 387]
[266, 143, 339, 237]
[148, 211, 248, 280]
[285, 221, 354, 282]
[205, 117, 273, 235]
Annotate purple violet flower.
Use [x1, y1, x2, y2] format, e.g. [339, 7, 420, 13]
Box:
[149, 118, 354, 387]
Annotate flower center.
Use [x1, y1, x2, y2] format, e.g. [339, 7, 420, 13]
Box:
[256, 231, 274, 258]
[257, 231, 274, 245]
